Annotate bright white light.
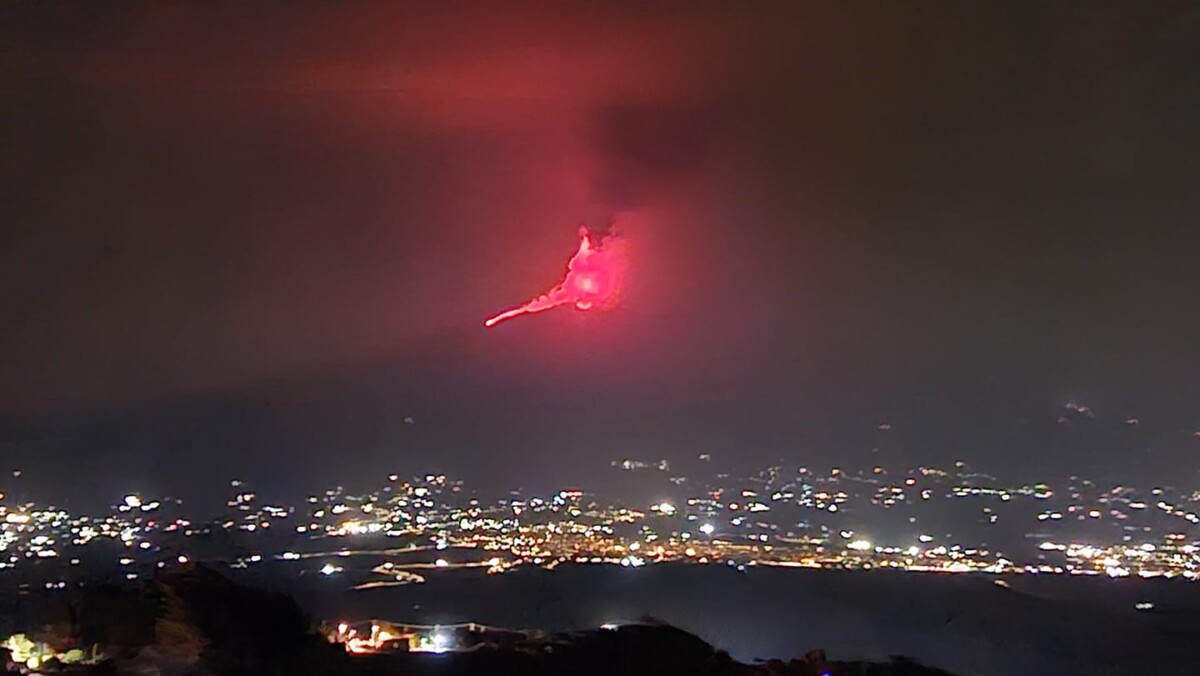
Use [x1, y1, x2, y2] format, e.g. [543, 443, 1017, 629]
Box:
[435, 558, 449, 568]
[847, 539, 872, 551]
[320, 563, 342, 576]
[699, 523, 715, 535]
[601, 623, 619, 630]
[124, 495, 141, 508]
[177, 555, 189, 564]
[430, 630, 450, 653]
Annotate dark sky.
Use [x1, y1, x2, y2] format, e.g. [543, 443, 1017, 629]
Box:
[2, 2, 1198, 507]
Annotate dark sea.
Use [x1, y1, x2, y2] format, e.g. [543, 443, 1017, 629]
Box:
[267, 564, 1200, 676]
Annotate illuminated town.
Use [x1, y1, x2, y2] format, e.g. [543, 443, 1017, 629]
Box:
[3, 457, 1200, 590]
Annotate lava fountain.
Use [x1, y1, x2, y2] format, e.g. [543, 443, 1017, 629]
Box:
[485, 227, 626, 328]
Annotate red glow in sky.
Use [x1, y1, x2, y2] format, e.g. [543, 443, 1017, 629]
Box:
[485, 227, 626, 328]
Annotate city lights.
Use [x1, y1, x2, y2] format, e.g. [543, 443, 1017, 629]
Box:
[0, 462, 1197, 591]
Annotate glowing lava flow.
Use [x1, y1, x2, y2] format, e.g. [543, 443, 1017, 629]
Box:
[485, 227, 625, 328]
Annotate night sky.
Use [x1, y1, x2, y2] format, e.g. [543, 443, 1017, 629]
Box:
[2, 3, 1198, 507]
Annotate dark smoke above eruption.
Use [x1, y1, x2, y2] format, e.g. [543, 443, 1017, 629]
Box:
[485, 227, 627, 328]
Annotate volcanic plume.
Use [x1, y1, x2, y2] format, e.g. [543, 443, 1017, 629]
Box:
[485, 227, 626, 328]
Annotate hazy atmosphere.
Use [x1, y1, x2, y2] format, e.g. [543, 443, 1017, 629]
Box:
[3, 3, 1198, 504]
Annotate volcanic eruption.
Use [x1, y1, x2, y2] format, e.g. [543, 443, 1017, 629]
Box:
[485, 227, 626, 328]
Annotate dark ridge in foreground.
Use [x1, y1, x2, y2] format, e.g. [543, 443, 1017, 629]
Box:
[333, 627, 961, 676]
[2, 566, 957, 675]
